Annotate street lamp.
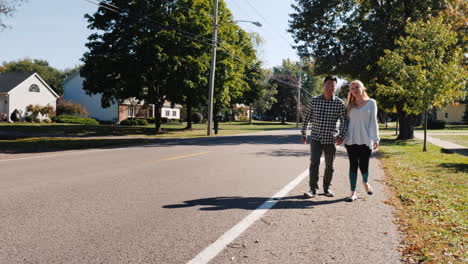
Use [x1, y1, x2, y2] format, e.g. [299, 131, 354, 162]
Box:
[234, 20, 262, 27]
[206, 2, 262, 136]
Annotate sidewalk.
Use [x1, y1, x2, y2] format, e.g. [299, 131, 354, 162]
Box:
[414, 132, 468, 156]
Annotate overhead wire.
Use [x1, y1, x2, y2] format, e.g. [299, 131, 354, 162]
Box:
[83, 0, 312, 97]
[85, 0, 215, 47]
[240, 0, 292, 46]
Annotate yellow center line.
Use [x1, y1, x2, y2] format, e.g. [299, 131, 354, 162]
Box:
[155, 151, 212, 163]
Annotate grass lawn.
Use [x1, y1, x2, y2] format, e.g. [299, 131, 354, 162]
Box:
[0, 121, 297, 152]
[428, 135, 468, 147]
[378, 135, 467, 263]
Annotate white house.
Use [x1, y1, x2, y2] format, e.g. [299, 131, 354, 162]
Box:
[63, 71, 182, 123]
[0, 72, 59, 122]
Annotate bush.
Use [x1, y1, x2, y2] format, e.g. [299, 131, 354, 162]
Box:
[120, 119, 137, 126]
[161, 117, 168, 124]
[136, 118, 148, 126]
[55, 115, 99, 125]
[56, 99, 88, 116]
[10, 109, 21, 122]
[24, 115, 34, 123]
[427, 120, 446, 129]
[191, 112, 203, 124]
[120, 118, 148, 126]
[146, 117, 155, 124]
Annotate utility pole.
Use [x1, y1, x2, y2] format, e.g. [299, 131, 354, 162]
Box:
[207, 0, 218, 136]
[296, 60, 302, 128]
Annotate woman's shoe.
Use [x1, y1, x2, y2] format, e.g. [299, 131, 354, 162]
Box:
[364, 183, 374, 195]
[347, 193, 357, 202]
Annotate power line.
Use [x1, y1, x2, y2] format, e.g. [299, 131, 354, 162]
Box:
[83, 0, 310, 97]
[85, 0, 215, 47]
[241, 0, 292, 45]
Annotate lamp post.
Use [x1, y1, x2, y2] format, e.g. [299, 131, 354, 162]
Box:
[206, 3, 262, 135]
[207, 0, 219, 136]
[296, 59, 302, 128]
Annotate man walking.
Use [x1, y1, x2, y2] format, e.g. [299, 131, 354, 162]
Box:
[301, 75, 347, 198]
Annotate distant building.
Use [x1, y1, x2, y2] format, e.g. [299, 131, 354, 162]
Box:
[63, 71, 182, 123]
[434, 102, 466, 124]
[0, 72, 59, 122]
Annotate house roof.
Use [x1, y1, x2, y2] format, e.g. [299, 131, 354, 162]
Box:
[0, 72, 34, 93]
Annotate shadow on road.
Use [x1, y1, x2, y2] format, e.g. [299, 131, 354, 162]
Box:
[163, 195, 347, 211]
[1, 134, 302, 154]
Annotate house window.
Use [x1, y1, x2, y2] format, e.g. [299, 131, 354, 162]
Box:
[445, 113, 448, 118]
[128, 107, 135, 117]
[29, 84, 40, 92]
[165, 110, 170, 116]
[172, 110, 177, 117]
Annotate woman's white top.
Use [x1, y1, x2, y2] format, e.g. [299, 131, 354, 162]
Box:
[344, 99, 380, 150]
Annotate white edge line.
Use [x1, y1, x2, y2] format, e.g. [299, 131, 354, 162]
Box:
[187, 158, 323, 264]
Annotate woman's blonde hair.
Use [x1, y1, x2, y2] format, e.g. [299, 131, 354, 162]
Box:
[346, 80, 370, 112]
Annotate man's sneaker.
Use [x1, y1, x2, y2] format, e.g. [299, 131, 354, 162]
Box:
[303, 190, 317, 198]
[324, 190, 335, 197]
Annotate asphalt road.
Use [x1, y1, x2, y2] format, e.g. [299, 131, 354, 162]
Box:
[0, 129, 401, 264]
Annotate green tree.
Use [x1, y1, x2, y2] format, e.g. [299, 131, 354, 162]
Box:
[213, 21, 258, 119]
[81, 0, 213, 133]
[251, 72, 277, 119]
[60, 64, 82, 81]
[377, 17, 467, 150]
[288, 0, 463, 139]
[1, 59, 64, 94]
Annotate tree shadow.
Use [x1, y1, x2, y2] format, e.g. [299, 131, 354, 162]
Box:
[441, 148, 468, 157]
[163, 195, 347, 211]
[439, 163, 468, 173]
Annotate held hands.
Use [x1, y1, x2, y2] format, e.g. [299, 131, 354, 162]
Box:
[335, 138, 343, 145]
[373, 142, 379, 151]
[301, 135, 307, 144]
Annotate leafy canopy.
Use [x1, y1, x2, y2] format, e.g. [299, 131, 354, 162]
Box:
[376, 17, 467, 114]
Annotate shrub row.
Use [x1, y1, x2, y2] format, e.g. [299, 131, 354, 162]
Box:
[55, 115, 99, 125]
[120, 118, 149, 126]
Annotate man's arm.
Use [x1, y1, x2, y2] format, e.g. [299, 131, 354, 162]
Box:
[301, 100, 313, 144]
[336, 102, 348, 143]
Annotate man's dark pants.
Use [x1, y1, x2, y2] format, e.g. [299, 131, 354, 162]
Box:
[309, 139, 336, 193]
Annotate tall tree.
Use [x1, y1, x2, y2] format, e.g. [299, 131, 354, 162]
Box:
[1, 58, 64, 94]
[81, 0, 209, 133]
[212, 17, 258, 118]
[377, 17, 467, 149]
[288, 0, 459, 139]
[251, 70, 277, 119]
[0, 0, 25, 29]
[267, 73, 298, 124]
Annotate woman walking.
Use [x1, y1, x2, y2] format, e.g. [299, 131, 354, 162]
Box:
[344, 80, 380, 202]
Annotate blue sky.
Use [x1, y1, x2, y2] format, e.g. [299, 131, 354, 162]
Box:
[0, 0, 299, 71]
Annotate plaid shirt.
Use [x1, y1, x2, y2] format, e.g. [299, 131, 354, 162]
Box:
[301, 95, 348, 144]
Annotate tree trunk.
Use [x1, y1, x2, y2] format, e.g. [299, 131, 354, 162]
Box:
[249, 106, 252, 125]
[423, 111, 428, 152]
[154, 104, 162, 134]
[186, 100, 192, 130]
[395, 116, 398, 135]
[396, 108, 415, 140]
